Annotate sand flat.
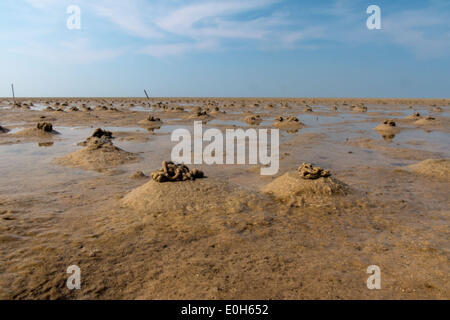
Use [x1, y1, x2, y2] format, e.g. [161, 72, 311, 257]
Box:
[0, 97, 449, 299]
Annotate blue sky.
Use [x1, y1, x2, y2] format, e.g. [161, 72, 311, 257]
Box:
[0, 0, 449, 98]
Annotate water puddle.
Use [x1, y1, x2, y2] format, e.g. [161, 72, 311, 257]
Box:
[208, 120, 251, 127]
[389, 129, 450, 156]
[130, 106, 154, 112]
[296, 113, 366, 125]
[30, 104, 49, 111]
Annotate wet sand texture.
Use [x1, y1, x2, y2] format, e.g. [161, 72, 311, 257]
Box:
[0, 97, 448, 300]
[122, 178, 263, 213]
[406, 159, 450, 179]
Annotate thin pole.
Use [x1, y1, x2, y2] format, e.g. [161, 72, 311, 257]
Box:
[144, 89, 150, 107]
[11, 84, 16, 106]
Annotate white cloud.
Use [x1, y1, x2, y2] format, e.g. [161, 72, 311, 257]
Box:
[26, 0, 61, 9]
[89, 1, 163, 39]
[156, 0, 278, 36]
[13, 38, 124, 64]
[23, 0, 450, 59]
[303, 0, 450, 59]
[281, 27, 326, 45]
[383, 8, 450, 59]
[140, 40, 218, 58]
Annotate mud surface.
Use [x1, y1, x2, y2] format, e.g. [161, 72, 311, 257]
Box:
[0, 97, 449, 299]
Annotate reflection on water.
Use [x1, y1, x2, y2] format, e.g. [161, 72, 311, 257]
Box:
[30, 104, 49, 111]
[146, 126, 161, 132]
[392, 129, 450, 156]
[381, 133, 396, 141]
[208, 120, 250, 127]
[297, 113, 366, 125]
[38, 141, 54, 147]
[154, 125, 192, 134]
[130, 106, 154, 112]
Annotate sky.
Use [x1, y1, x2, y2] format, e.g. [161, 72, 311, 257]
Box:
[0, 0, 449, 98]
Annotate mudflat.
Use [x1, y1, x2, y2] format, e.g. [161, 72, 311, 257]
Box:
[0, 97, 449, 299]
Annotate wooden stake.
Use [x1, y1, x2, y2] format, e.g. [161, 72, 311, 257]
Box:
[11, 84, 16, 106]
[144, 89, 150, 107]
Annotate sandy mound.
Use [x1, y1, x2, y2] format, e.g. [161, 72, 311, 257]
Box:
[138, 115, 162, 127]
[352, 105, 367, 112]
[95, 105, 109, 111]
[263, 164, 349, 205]
[209, 106, 225, 115]
[0, 125, 9, 133]
[186, 107, 212, 119]
[374, 119, 400, 135]
[414, 116, 437, 126]
[13, 122, 59, 137]
[244, 115, 262, 125]
[273, 116, 304, 129]
[122, 176, 262, 214]
[405, 112, 421, 120]
[298, 163, 331, 179]
[186, 110, 211, 120]
[406, 159, 450, 179]
[54, 135, 138, 171]
[78, 128, 113, 146]
[151, 161, 204, 182]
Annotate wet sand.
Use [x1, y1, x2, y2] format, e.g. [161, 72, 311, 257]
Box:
[0, 97, 449, 299]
